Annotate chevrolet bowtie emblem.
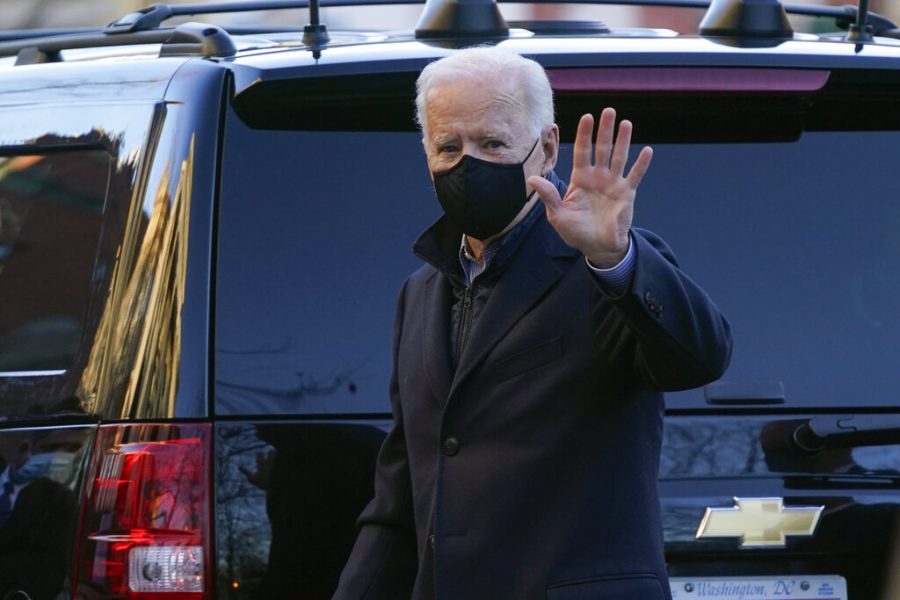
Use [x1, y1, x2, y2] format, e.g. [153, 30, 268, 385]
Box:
[696, 497, 824, 548]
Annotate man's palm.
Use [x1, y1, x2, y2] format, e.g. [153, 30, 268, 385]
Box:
[529, 107, 653, 268]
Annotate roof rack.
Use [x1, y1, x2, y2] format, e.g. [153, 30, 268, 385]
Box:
[0, 28, 95, 43]
[105, 0, 897, 38]
[1, 0, 896, 64]
[106, 0, 327, 48]
[0, 0, 338, 64]
[0, 22, 237, 65]
[413, 0, 896, 39]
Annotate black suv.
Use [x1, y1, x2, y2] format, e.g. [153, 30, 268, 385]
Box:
[1, 0, 899, 598]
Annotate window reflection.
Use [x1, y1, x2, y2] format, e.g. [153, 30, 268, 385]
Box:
[0, 427, 92, 599]
[215, 423, 385, 598]
[0, 151, 109, 373]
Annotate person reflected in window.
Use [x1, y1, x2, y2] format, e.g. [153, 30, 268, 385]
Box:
[0, 432, 78, 600]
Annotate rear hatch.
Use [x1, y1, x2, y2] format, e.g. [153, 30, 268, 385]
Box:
[641, 67, 900, 600]
[212, 53, 900, 598]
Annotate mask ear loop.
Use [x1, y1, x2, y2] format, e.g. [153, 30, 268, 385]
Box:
[524, 137, 552, 183]
[523, 138, 542, 202]
[525, 136, 555, 181]
[521, 137, 540, 165]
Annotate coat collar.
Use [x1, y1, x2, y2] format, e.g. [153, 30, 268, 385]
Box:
[421, 214, 580, 403]
[417, 171, 579, 403]
[449, 214, 578, 398]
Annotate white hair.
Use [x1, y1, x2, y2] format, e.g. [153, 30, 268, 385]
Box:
[415, 47, 555, 140]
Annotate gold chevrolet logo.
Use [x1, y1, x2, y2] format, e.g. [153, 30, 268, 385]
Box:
[696, 497, 824, 548]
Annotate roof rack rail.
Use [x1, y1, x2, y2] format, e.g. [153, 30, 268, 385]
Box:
[106, 0, 330, 54]
[0, 28, 95, 43]
[0, 22, 237, 64]
[105, 1, 336, 34]
[105, 0, 895, 37]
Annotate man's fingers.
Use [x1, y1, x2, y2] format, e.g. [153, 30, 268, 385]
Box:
[610, 119, 632, 176]
[595, 107, 616, 169]
[573, 114, 594, 170]
[627, 146, 654, 189]
[528, 175, 562, 213]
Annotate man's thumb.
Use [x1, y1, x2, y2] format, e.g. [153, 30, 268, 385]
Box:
[527, 176, 561, 212]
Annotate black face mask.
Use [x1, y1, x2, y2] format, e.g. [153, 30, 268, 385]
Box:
[432, 138, 540, 240]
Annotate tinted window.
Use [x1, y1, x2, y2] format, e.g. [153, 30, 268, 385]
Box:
[214, 421, 385, 597]
[633, 131, 899, 408]
[217, 108, 899, 414]
[215, 112, 438, 415]
[0, 151, 109, 374]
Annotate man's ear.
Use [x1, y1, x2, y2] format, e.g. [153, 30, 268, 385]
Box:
[542, 124, 560, 174]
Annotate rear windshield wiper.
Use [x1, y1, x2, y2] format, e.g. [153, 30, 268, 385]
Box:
[793, 415, 900, 453]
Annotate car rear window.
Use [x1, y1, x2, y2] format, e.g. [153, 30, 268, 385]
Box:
[215, 113, 438, 415]
[216, 98, 899, 414]
[639, 129, 899, 409]
[0, 150, 109, 375]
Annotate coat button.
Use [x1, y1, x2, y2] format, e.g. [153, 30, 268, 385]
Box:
[427, 534, 435, 549]
[442, 436, 460, 456]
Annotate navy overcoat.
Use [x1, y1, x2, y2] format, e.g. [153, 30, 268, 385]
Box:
[334, 193, 732, 600]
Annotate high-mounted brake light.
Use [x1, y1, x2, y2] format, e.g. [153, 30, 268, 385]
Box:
[549, 68, 830, 93]
[74, 424, 212, 599]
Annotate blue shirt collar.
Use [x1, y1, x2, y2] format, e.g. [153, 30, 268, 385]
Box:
[458, 195, 544, 287]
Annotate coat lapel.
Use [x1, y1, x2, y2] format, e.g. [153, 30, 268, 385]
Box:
[449, 220, 578, 398]
[422, 269, 454, 404]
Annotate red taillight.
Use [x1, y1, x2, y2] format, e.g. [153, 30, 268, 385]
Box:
[74, 424, 212, 599]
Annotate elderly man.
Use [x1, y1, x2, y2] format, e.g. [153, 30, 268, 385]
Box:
[334, 48, 731, 600]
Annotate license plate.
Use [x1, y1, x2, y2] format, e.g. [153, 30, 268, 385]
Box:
[669, 576, 847, 600]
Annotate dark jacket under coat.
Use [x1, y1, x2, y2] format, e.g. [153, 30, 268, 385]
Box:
[334, 175, 733, 600]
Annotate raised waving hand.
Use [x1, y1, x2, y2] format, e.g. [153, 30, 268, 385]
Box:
[528, 107, 653, 268]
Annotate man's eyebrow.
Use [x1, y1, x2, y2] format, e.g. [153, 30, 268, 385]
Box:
[429, 127, 512, 146]
[478, 130, 511, 140]
[431, 136, 459, 147]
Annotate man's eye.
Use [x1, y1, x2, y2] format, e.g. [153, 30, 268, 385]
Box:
[485, 140, 505, 149]
[438, 145, 458, 154]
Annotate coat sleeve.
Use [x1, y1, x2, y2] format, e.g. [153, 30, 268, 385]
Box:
[591, 227, 733, 391]
[332, 280, 418, 600]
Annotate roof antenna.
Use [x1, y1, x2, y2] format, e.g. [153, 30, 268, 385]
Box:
[847, 0, 874, 42]
[303, 0, 330, 59]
